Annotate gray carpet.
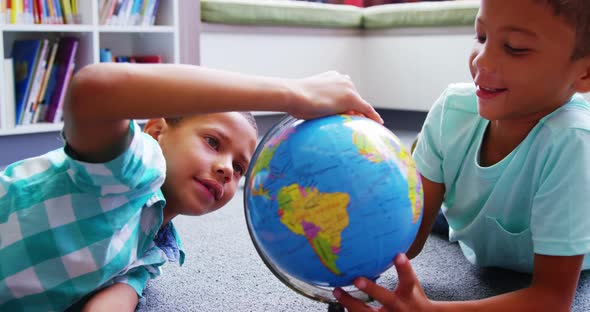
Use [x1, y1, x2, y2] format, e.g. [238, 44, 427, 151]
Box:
[137, 188, 590, 312]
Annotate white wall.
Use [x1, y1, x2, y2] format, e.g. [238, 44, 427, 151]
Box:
[200, 25, 477, 112]
[360, 27, 474, 111]
[200, 24, 363, 114]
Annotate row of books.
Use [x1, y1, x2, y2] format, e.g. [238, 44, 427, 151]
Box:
[2, 37, 79, 128]
[99, 48, 162, 63]
[0, 0, 80, 25]
[99, 0, 160, 26]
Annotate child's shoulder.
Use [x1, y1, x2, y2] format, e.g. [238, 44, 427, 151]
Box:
[542, 94, 590, 134]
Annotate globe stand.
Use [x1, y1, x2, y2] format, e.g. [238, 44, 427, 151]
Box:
[327, 302, 345, 312]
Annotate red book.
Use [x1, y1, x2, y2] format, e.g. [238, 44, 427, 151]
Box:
[133, 55, 163, 63]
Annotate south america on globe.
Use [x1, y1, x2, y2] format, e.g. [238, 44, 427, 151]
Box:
[244, 114, 424, 293]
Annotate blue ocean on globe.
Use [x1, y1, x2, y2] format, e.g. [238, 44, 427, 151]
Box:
[245, 114, 424, 288]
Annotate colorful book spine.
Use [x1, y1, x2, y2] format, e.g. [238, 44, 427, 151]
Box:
[59, 0, 72, 24]
[99, 48, 113, 62]
[45, 37, 78, 123]
[32, 41, 58, 123]
[51, 61, 75, 123]
[21, 38, 49, 125]
[11, 39, 42, 124]
[52, 0, 62, 24]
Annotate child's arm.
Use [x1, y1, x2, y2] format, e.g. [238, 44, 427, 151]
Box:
[63, 63, 381, 162]
[406, 175, 445, 259]
[335, 253, 582, 312]
[81, 283, 138, 312]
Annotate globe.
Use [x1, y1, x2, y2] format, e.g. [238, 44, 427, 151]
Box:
[244, 114, 424, 303]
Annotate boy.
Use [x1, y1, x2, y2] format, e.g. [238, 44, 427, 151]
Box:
[334, 0, 590, 311]
[0, 63, 382, 311]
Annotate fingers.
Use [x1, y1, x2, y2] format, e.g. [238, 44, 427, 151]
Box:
[359, 102, 384, 124]
[333, 288, 378, 312]
[345, 104, 384, 125]
[393, 253, 420, 297]
[339, 73, 383, 124]
[353, 278, 399, 309]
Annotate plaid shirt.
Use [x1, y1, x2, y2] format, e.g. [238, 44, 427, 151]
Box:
[0, 121, 183, 311]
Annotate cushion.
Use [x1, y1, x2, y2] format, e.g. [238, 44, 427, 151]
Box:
[201, 0, 364, 28]
[362, 1, 479, 29]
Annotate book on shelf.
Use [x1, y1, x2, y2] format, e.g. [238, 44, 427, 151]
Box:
[32, 41, 58, 123]
[11, 39, 43, 125]
[9, 37, 78, 126]
[21, 38, 49, 125]
[45, 37, 78, 123]
[100, 48, 163, 63]
[1, 59, 16, 130]
[0, 0, 80, 25]
[99, 0, 160, 26]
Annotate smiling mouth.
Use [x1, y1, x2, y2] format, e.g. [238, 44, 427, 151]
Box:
[195, 178, 222, 201]
[479, 86, 507, 93]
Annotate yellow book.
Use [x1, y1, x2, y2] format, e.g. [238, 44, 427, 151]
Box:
[46, 0, 54, 24]
[60, 0, 72, 24]
[10, 0, 20, 24]
[71, 0, 77, 14]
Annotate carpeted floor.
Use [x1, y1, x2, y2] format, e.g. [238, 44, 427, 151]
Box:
[137, 186, 590, 312]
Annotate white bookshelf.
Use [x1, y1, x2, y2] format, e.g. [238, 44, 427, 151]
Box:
[0, 0, 180, 136]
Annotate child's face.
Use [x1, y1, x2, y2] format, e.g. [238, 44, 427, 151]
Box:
[469, 0, 588, 122]
[155, 113, 257, 217]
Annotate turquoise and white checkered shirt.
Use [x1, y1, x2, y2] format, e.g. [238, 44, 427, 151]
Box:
[0, 121, 183, 311]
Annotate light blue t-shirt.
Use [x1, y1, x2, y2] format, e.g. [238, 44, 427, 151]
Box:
[413, 83, 590, 273]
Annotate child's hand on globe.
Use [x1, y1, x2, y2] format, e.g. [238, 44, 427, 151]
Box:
[333, 254, 435, 312]
[286, 71, 383, 124]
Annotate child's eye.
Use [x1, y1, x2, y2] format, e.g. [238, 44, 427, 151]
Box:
[475, 34, 486, 43]
[205, 137, 220, 150]
[504, 44, 529, 54]
[233, 163, 245, 176]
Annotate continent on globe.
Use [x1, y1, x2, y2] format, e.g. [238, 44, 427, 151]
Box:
[394, 147, 423, 223]
[348, 123, 423, 224]
[277, 184, 350, 275]
[250, 127, 296, 179]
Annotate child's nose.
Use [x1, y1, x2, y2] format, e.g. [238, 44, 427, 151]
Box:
[214, 159, 232, 183]
[472, 46, 496, 75]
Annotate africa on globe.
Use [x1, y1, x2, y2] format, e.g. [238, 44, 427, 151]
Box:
[244, 114, 423, 301]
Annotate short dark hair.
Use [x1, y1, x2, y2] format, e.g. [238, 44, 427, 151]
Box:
[538, 0, 590, 60]
[165, 112, 258, 136]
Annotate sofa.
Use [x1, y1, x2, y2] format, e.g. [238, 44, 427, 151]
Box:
[198, 0, 479, 112]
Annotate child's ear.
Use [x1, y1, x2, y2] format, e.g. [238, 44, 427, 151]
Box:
[573, 57, 590, 93]
[143, 118, 167, 141]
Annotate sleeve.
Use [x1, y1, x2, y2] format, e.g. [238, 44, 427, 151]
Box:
[113, 266, 154, 297]
[412, 88, 448, 183]
[63, 120, 166, 197]
[531, 128, 590, 256]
